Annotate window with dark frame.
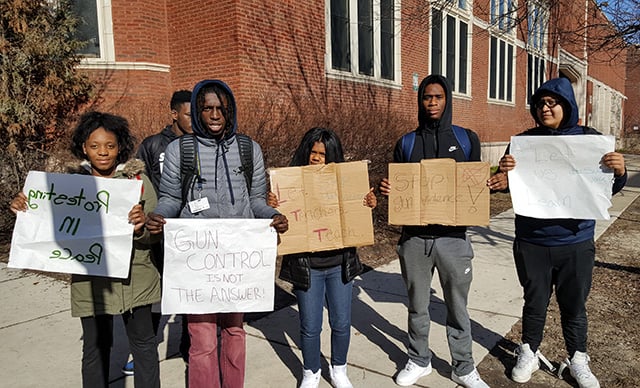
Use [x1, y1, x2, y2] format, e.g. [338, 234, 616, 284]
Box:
[331, 0, 351, 72]
[430, 8, 468, 94]
[380, 0, 394, 80]
[329, 0, 396, 81]
[71, 0, 100, 58]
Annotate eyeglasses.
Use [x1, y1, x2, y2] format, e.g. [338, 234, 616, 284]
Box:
[535, 98, 559, 110]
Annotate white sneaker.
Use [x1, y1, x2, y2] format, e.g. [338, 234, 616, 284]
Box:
[395, 359, 432, 386]
[568, 351, 600, 388]
[330, 364, 353, 388]
[511, 343, 539, 383]
[300, 368, 321, 388]
[451, 368, 490, 388]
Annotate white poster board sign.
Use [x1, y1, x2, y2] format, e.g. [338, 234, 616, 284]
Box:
[509, 135, 615, 219]
[9, 171, 141, 278]
[161, 218, 278, 314]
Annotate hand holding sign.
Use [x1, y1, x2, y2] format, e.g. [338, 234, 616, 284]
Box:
[161, 218, 278, 314]
[9, 171, 142, 278]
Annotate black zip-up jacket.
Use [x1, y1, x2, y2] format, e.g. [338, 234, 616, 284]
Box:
[136, 125, 179, 192]
[392, 74, 481, 241]
[279, 247, 363, 290]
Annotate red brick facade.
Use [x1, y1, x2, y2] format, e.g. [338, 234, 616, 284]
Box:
[625, 45, 640, 134]
[82, 0, 628, 154]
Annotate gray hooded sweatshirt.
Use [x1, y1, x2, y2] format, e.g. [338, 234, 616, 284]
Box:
[153, 79, 279, 220]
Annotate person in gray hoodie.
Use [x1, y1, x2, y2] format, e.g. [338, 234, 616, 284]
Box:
[379, 75, 491, 388]
[146, 79, 288, 388]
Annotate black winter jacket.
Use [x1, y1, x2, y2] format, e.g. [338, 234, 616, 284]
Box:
[279, 247, 363, 290]
[136, 125, 179, 192]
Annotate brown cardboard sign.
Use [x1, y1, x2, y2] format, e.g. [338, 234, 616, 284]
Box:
[388, 159, 490, 226]
[269, 161, 374, 254]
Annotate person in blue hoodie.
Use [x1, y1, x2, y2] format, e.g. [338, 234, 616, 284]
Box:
[145, 79, 289, 388]
[380, 75, 494, 388]
[495, 77, 626, 388]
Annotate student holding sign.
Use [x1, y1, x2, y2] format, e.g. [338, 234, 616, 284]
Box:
[10, 112, 161, 388]
[268, 127, 376, 388]
[145, 80, 288, 388]
[133, 89, 193, 375]
[379, 75, 500, 388]
[494, 78, 627, 388]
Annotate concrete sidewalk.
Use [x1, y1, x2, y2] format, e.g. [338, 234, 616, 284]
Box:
[2, 156, 639, 388]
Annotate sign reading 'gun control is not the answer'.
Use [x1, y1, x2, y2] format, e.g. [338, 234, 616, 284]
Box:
[269, 161, 374, 255]
[161, 218, 278, 314]
[388, 160, 490, 226]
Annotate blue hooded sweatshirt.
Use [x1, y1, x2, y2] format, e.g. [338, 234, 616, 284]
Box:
[513, 77, 627, 246]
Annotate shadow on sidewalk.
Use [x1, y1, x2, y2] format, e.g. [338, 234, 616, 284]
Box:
[247, 266, 506, 383]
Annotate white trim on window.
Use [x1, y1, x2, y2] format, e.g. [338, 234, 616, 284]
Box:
[489, 0, 517, 36]
[77, 0, 168, 72]
[488, 35, 516, 104]
[325, 0, 402, 86]
[76, 0, 115, 63]
[430, 6, 472, 96]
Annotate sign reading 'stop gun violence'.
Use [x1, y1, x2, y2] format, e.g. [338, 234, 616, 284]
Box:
[388, 160, 490, 226]
[9, 171, 142, 278]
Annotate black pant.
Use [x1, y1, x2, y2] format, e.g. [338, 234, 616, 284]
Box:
[81, 305, 160, 388]
[514, 239, 595, 356]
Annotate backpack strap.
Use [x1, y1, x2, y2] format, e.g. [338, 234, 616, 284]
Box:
[179, 134, 198, 208]
[401, 127, 471, 162]
[452, 125, 471, 161]
[401, 131, 416, 162]
[236, 133, 254, 195]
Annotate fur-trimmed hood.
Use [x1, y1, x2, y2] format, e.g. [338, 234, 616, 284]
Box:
[53, 158, 147, 178]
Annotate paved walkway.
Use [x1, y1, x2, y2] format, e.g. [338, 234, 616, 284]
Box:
[2, 155, 639, 387]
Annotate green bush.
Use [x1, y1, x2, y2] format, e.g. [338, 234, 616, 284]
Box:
[0, 0, 94, 237]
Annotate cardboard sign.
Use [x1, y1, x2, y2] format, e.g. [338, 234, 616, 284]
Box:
[508, 135, 615, 219]
[9, 171, 141, 278]
[161, 218, 278, 314]
[269, 161, 374, 254]
[388, 160, 490, 226]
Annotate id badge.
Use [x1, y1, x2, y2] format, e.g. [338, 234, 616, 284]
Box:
[188, 197, 210, 213]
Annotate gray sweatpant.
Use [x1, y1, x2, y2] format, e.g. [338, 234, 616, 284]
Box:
[398, 235, 476, 376]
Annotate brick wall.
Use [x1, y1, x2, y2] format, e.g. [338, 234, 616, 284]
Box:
[625, 46, 640, 134]
[81, 0, 628, 148]
[111, 0, 171, 64]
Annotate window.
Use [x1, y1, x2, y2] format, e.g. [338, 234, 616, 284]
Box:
[328, 0, 398, 82]
[70, 0, 115, 62]
[431, 9, 469, 94]
[489, 36, 514, 102]
[526, 3, 548, 100]
[71, 1, 100, 57]
[490, 0, 515, 32]
[446, 0, 468, 10]
[331, 0, 350, 71]
[527, 54, 545, 100]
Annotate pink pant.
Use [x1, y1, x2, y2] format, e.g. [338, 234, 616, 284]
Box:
[188, 313, 246, 388]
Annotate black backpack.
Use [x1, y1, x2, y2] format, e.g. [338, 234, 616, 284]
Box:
[179, 133, 253, 208]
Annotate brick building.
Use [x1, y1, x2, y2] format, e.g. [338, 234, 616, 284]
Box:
[75, 0, 627, 164]
[625, 45, 640, 136]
